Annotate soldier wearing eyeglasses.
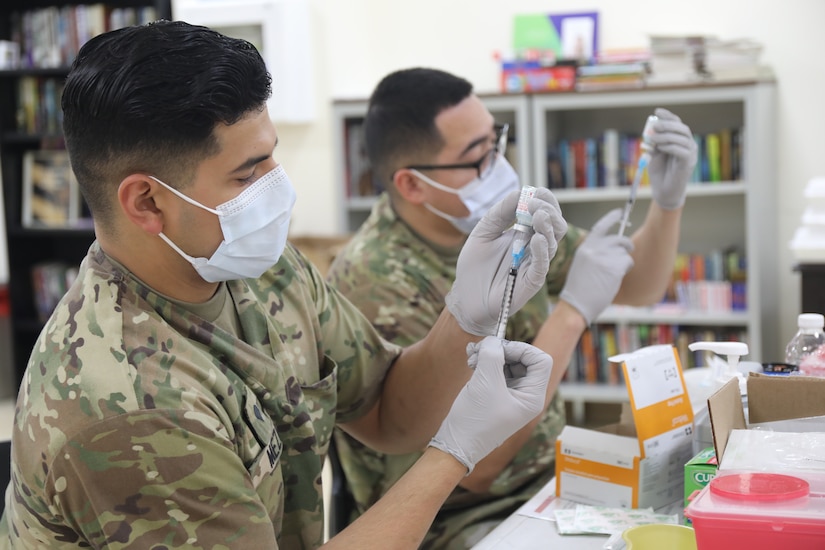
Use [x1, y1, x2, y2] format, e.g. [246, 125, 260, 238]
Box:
[328, 67, 697, 549]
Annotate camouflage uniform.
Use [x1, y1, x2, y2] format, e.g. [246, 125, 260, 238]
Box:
[328, 193, 585, 549]
[0, 241, 400, 549]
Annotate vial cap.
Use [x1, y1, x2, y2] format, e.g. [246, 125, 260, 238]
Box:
[798, 313, 825, 329]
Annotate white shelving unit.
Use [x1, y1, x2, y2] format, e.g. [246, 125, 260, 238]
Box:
[332, 93, 533, 234]
[332, 81, 778, 422]
[531, 82, 778, 368]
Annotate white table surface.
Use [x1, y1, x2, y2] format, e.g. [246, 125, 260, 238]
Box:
[471, 480, 610, 550]
[472, 477, 685, 549]
[472, 513, 609, 550]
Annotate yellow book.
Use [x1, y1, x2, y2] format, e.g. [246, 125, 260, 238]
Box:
[706, 133, 721, 182]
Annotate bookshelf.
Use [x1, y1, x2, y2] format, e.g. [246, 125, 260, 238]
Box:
[0, 1, 172, 385]
[332, 81, 778, 413]
[530, 82, 778, 384]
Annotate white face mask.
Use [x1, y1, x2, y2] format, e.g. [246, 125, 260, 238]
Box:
[152, 165, 296, 282]
[411, 156, 520, 234]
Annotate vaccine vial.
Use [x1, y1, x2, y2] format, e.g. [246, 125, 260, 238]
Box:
[515, 186, 537, 230]
[640, 115, 658, 153]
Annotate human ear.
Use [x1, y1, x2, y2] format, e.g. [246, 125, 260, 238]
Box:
[393, 169, 428, 205]
[117, 174, 165, 235]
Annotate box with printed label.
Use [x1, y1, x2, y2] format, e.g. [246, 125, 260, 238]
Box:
[683, 446, 717, 525]
[683, 373, 825, 550]
[555, 344, 695, 509]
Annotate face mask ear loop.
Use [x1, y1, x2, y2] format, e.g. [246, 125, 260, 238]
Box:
[158, 232, 201, 264]
[409, 169, 461, 195]
[149, 175, 223, 216]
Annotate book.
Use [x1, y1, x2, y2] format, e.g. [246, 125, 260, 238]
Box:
[22, 150, 81, 228]
[602, 129, 620, 187]
[705, 133, 721, 182]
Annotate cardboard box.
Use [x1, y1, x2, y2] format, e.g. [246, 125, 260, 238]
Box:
[686, 376, 825, 550]
[555, 345, 695, 509]
[706, 372, 825, 465]
[683, 447, 717, 525]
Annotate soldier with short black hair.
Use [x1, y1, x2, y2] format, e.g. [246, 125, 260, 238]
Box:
[328, 67, 697, 548]
[0, 22, 568, 549]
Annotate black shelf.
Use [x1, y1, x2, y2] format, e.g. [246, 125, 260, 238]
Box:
[0, 68, 69, 78]
[2, 132, 65, 144]
[1, 0, 172, 385]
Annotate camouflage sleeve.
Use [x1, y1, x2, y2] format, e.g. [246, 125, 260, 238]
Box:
[327, 254, 444, 348]
[293, 246, 403, 424]
[332, 275, 441, 348]
[24, 410, 278, 549]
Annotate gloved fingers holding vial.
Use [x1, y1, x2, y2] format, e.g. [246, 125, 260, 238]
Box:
[446, 187, 567, 337]
[647, 107, 699, 210]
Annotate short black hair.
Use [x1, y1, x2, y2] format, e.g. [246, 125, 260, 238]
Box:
[364, 68, 473, 188]
[61, 20, 272, 227]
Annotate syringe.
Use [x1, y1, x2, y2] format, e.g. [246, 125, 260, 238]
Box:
[495, 186, 536, 339]
[617, 115, 658, 237]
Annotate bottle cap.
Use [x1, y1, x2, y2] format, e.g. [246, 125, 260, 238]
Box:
[798, 313, 825, 329]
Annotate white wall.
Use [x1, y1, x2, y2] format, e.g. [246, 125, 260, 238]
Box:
[275, 0, 825, 358]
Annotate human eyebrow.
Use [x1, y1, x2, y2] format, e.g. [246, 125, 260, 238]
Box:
[229, 152, 273, 175]
[458, 126, 496, 159]
[229, 137, 279, 175]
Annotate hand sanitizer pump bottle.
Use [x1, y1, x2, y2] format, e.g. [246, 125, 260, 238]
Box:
[686, 341, 761, 454]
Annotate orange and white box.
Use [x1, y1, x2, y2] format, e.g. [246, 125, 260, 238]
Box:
[556, 344, 695, 509]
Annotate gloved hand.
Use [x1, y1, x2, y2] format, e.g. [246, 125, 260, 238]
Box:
[559, 209, 635, 325]
[429, 336, 553, 473]
[647, 107, 699, 210]
[446, 187, 567, 336]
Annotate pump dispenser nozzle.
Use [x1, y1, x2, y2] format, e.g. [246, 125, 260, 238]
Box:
[688, 341, 753, 394]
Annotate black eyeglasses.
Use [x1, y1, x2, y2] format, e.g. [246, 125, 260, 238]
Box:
[405, 123, 509, 180]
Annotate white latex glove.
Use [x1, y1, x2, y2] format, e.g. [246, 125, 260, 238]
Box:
[647, 107, 699, 210]
[429, 336, 553, 473]
[446, 187, 567, 336]
[559, 208, 635, 325]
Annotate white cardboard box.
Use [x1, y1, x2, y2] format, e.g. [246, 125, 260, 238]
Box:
[555, 345, 695, 509]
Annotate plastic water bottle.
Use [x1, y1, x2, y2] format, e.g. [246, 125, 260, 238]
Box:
[785, 313, 825, 367]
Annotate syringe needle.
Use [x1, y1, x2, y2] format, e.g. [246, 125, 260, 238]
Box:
[495, 185, 537, 339]
[617, 153, 649, 237]
[619, 114, 658, 237]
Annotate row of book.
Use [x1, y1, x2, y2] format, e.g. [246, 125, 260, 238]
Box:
[9, 4, 158, 70]
[16, 76, 63, 135]
[565, 323, 749, 386]
[32, 262, 79, 323]
[575, 61, 647, 92]
[547, 128, 743, 189]
[663, 250, 748, 312]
